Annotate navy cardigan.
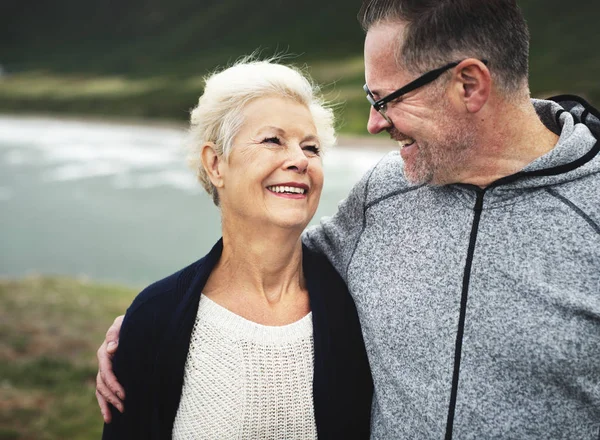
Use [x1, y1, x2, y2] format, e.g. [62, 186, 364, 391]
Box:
[103, 240, 373, 439]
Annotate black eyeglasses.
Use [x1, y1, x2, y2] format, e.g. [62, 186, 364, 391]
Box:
[364, 59, 488, 124]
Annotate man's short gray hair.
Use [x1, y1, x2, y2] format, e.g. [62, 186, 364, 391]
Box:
[358, 0, 530, 97]
[188, 57, 336, 206]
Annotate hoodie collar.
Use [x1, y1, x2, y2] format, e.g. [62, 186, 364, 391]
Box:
[489, 95, 599, 191]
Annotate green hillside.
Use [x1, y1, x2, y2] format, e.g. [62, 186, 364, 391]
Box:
[0, 277, 137, 440]
[0, 0, 598, 133]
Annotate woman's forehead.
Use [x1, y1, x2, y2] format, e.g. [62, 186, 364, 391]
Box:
[240, 97, 317, 138]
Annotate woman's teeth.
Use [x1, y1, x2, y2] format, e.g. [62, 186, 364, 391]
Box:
[267, 185, 306, 194]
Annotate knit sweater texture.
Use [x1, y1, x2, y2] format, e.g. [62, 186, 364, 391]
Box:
[172, 296, 317, 439]
[102, 240, 373, 440]
[304, 96, 600, 439]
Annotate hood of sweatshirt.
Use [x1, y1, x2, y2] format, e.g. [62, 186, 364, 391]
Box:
[446, 95, 600, 208]
[492, 95, 599, 191]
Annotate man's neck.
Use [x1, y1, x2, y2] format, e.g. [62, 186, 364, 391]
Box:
[456, 98, 560, 188]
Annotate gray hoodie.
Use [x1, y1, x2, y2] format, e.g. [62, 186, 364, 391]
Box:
[304, 96, 600, 440]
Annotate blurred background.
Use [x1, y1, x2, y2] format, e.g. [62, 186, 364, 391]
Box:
[1, 1, 598, 438]
[1, 0, 599, 131]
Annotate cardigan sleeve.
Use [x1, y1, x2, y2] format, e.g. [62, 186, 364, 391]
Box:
[101, 246, 214, 439]
[102, 295, 161, 439]
[304, 246, 373, 440]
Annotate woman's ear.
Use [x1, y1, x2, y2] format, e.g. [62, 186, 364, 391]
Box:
[200, 142, 225, 188]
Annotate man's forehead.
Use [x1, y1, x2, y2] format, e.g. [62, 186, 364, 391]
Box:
[365, 21, 404, 52]
[364, 22, 408, 91]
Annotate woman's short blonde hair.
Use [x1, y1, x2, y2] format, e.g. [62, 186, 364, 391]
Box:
[187, 57, 336, 206]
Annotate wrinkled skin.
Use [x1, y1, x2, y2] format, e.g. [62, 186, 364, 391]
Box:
[96, 315, 125, 423]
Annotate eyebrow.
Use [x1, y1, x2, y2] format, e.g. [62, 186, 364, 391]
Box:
[303, 134, 320, 144]
[260, 126, 286, 136]
[369, 86, 393, 99]
[367, 85, 380, 96]
[259, 126, 320, 143]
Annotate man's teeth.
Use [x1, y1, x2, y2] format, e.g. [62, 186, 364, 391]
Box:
[268, 185, 306, 194]
[398, 138, 415, 148]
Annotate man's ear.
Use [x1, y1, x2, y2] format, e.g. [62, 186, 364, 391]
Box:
[200, 142, 225, 188]
[451, 59, 491, 113]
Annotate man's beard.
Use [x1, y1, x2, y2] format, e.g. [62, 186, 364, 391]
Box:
[393, 110, 475, 186]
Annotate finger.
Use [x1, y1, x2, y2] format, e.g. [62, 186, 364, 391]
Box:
[96, 372, 124, 413]
[106, 340, 118, 354]
[100, 368, 126, 403]
[105, 315, 124, 353]
[96, 389, 113, 423]
[106, 315, 123, 340]
[98, 345, 126, 401]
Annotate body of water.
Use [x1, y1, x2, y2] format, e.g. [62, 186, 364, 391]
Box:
[0, 115, 390, 286]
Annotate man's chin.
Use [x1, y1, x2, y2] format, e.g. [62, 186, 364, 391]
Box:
[402, 166, 433, 186]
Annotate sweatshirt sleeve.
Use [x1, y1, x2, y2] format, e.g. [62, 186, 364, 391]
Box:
[302, 165, 374, 281]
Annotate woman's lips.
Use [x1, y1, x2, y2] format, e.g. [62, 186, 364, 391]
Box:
[266, 184, 308, 199]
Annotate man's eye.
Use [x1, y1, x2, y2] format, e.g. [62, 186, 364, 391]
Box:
[262, 136, 281, 145]
[303, 145, 321, 156]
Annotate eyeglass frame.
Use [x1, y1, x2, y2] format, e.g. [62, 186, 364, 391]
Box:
[363, 59, 488, 124]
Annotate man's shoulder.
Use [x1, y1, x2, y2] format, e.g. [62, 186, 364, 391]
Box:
[548, 172, 600, 230]
[360, 150, 423, 205]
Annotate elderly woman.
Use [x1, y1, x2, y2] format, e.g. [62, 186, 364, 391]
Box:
[100, 59, 372, 439]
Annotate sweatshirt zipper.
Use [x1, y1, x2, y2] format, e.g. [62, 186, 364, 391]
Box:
[444, 188, 485, 440]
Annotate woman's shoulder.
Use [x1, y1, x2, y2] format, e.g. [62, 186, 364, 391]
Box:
[302, 244, 359, 322]
[302, 245, 347, 292]
[128, 240, 223, 317]
[126, 258, 203, 318]
[114, 254, 212, 366]
[120, 239, 223, 345]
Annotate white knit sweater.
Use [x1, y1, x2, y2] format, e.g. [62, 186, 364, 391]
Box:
[172, 295, 317, 440]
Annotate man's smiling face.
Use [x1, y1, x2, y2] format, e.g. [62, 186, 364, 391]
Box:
[364, 21, 476, 185]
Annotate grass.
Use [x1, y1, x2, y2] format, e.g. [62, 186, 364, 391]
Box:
[0, 276, 137, 440]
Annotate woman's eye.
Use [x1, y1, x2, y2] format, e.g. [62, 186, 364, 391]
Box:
[303, 145, 321, 156]
[262, 136, 281, 145]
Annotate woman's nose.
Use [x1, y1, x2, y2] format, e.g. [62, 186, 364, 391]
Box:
[286, 146, 309, 173]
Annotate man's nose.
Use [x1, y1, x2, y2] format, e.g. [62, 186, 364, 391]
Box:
[367, 106, 392, 134]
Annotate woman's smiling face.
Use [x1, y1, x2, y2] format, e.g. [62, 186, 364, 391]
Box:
[217, 96, 324, 232]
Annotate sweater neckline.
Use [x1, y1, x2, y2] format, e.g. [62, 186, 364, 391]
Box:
[197, 294, 313, 344]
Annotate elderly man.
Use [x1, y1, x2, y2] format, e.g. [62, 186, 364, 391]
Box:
[97, 0, 600, 438]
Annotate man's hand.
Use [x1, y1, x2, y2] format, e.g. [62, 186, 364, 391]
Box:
[96, 315, 125, 423]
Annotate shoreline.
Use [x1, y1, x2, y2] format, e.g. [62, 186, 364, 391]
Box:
[0, 112, 398, 151]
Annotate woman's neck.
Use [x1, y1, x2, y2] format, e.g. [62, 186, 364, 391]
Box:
[202, 221, 309, 325]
